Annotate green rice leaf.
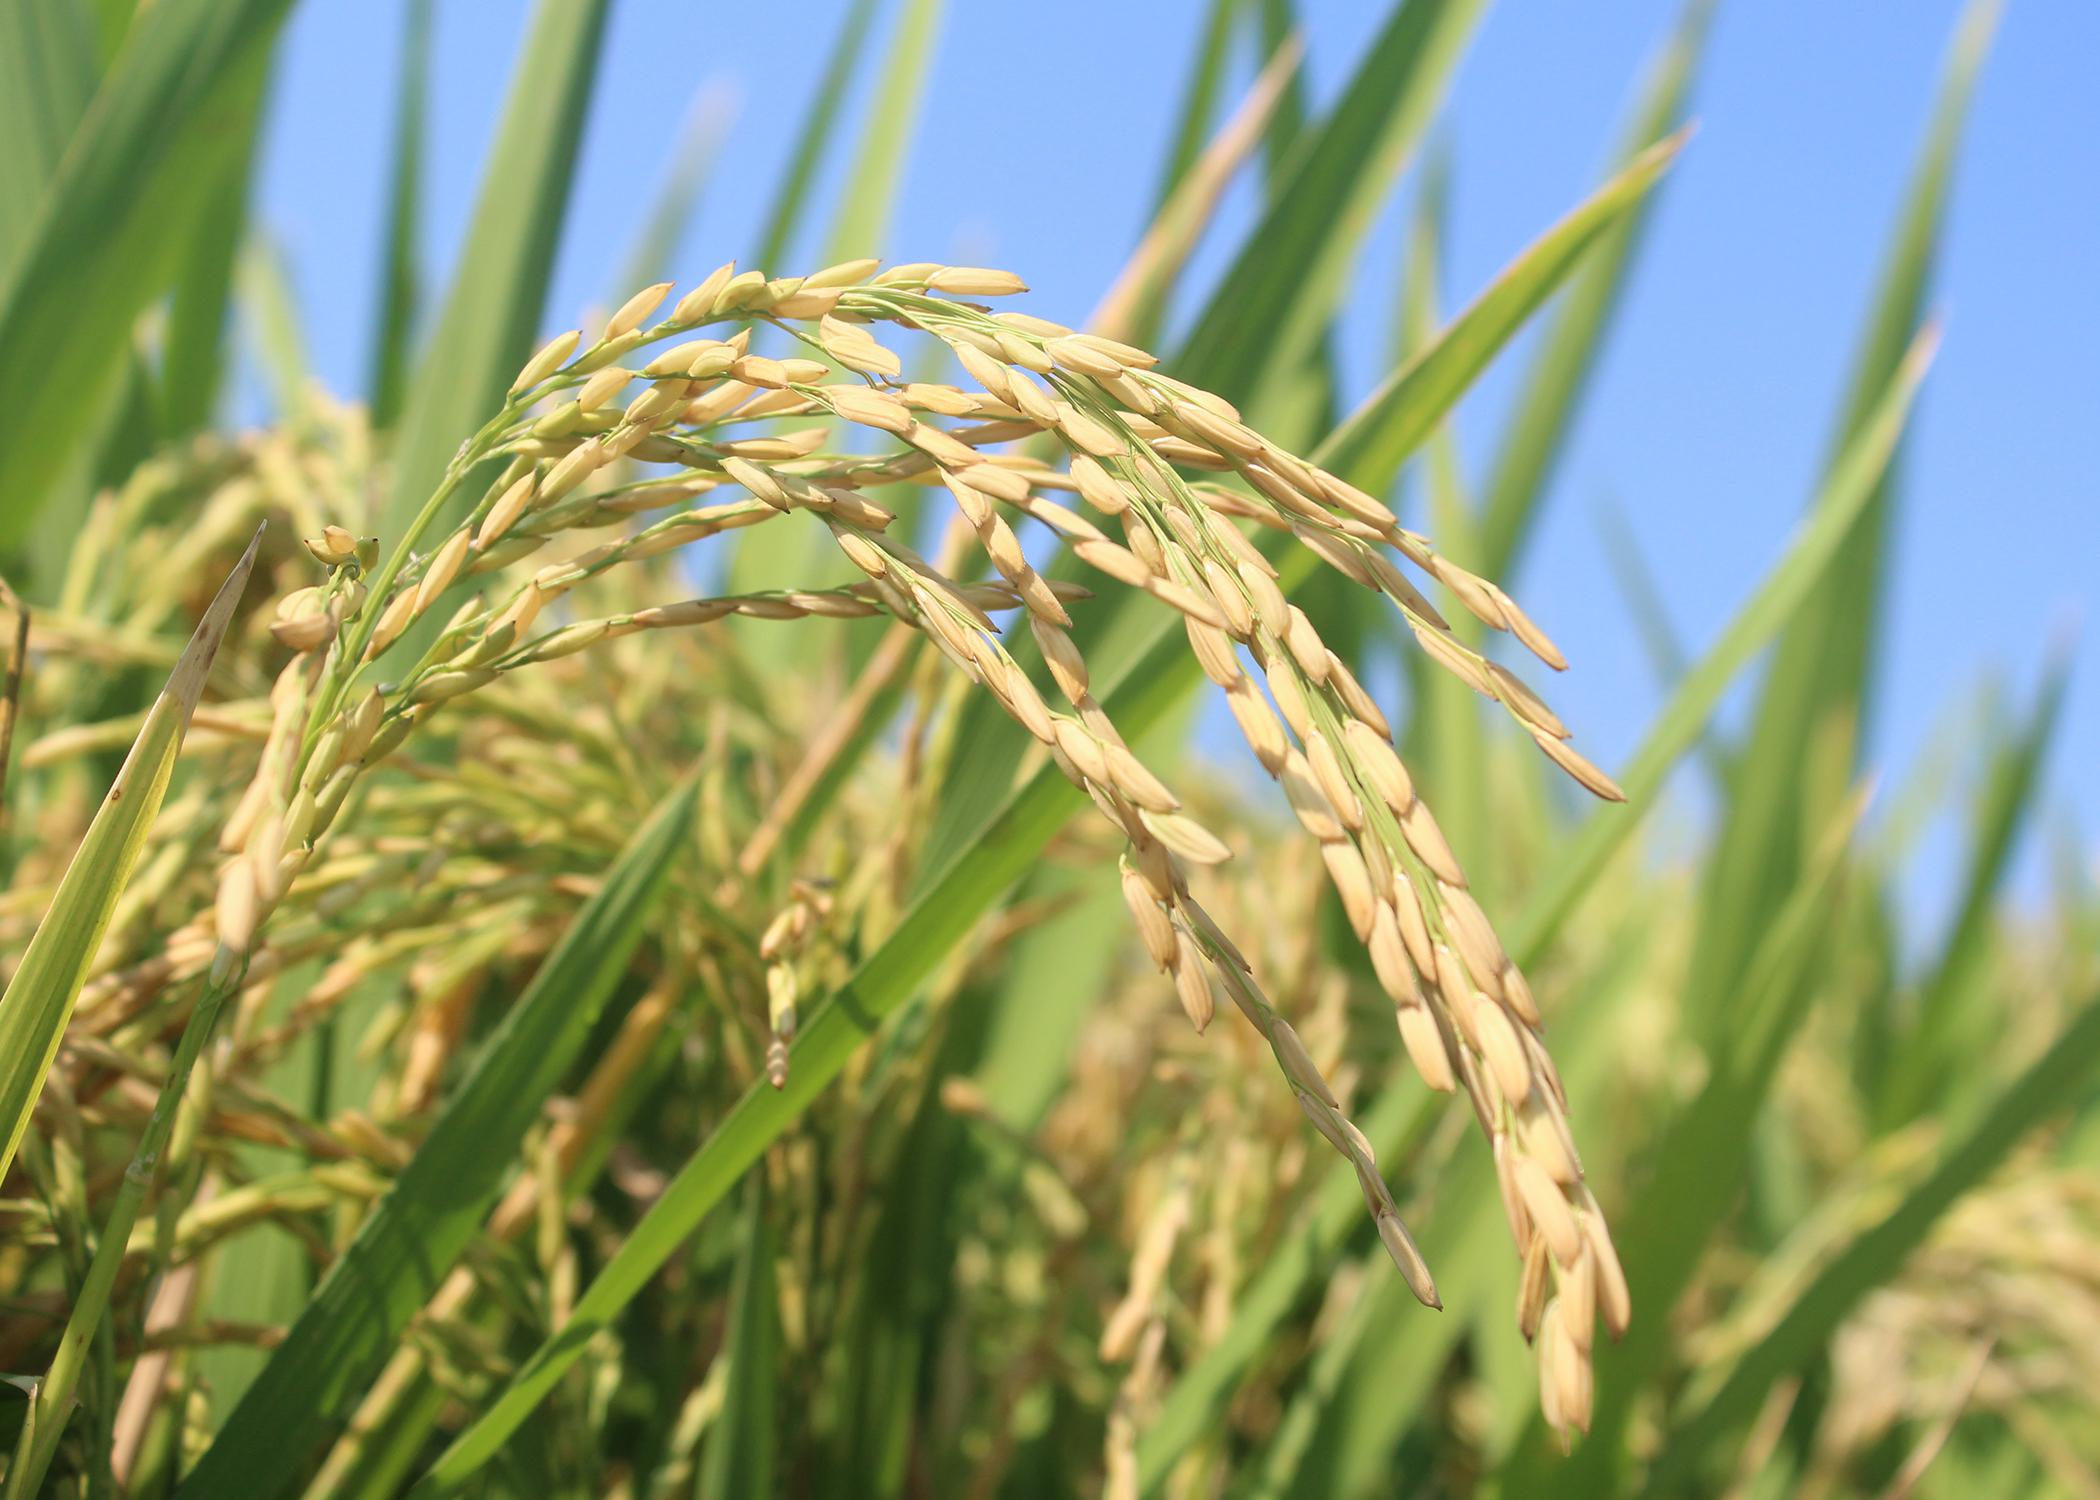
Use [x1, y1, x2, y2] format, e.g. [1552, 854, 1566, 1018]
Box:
[0, 0, 99, 282]
[176, 776, 695, 1499]
[0, 527, 259, 1186]
[1252, 0, 1311, 188]
[818, 0, 945, 268]
[1637, 987, 2100, 1497]
[613, 84, 732, 298]
[158, 57, 271, 437]
[368, 0, 433, 433]
[1316, 129, 1687, 487]
[1473, 0, 1714, 579]
[1682, 0, 1997, 1041]
[750, 0, 880, 273]
[696, 1183, 779, 1500]
[377, 0, 612, 544]
[1876, 652, 2069, 1127]
[1150, 0, 1244, 214]
[0, 0, 294, 551]
[239, 233, 314, 419]
[1175, 0, 1486, 418]
[1509, 323, 1937, 961]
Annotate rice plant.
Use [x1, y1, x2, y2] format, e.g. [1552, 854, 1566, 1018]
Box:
[2, 1, 2090, 1497]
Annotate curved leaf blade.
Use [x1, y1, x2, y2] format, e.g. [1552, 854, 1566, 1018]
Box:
[177, 777, 696, 1498]
[0, 528, 259, 1184]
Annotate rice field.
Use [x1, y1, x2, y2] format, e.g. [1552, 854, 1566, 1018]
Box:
[1, 2, 2092, 1496]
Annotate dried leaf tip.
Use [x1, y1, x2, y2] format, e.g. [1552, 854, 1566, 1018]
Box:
[169, 524, 264, 713]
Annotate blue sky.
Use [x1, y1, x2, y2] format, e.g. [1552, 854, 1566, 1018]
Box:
[252, 1, 2097, 929]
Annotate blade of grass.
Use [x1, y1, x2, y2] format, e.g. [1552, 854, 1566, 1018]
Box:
[158, 57, 272, 437]
[239, 233, 314, 421]
[1175, 0, 1487, 418]
[832, 1022, 979, 1495]
[0, 529, 259, 1185]
[819, 0, 944, 268]
[0, 0, 98, 280]
[695, 1182, 778, 1500]
[1683, 0, 1997, 1039]
[377, 0, 612, 545]
[1509, 322, 1938, 960]
[1637, 988, 2100, 1498]
[612, 81, 735, 297]
[176, 777, 695, 1499]
[1149, 0, 1244, 214]
[1595, 494, 1735, 784]
[404, 146, 1687, 1492]
[1091, 32, 1305, 350]
[749, 0, 880, 273]
[1473, 0, 1714, 579]
[1876, 652, 2070, 1127]
[367, 0, 433, 433]
[1322, 129, 1689, 487]
[1, 531, 261, 1496]
[0, 0, 294, 551]
[1252, 0, 1311, 185]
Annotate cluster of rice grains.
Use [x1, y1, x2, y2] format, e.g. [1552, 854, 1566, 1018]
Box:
[224, 259, 1628, 1434]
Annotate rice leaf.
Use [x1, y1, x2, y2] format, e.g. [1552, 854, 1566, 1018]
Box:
[175, 777, 695, 1498]
[613, 83, 733, 298]
[1149, 0, 1244, 214]
[377, 0, 612, 544]
[696, 1183, 779, 1500]
[1508, 322, 1938, 960]
[1317, 129, 1687, 487]
[368, 0, 433, 433]
[750, 0, 880, 273]
[1176, 0, 1487, 418]
[818, 0, 945, 268]
[158, 58, 272, 437]
[0, 527, 260, 1185]
[1637, 988, 2100, 1497]
[0, 0, 294, 551]
[239, 232, 314, 419]
[1596, 496, 1737, 788]
[1682, 0, 1997, 1042]
[1876, 653, 2069, 1127]
[1473, 0, 1715, 579]
[0, 0, 98, 281]
[1251, 0, 1311, 187]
